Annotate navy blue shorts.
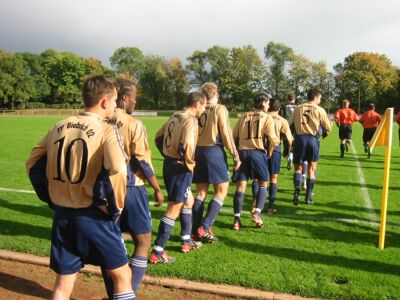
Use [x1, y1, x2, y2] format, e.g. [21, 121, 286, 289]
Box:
[119, 185, 152, 235]
[163, 157, 193, 203]
[339, 125, 353, 140]
[193, 146, 229, 184]
[232, 149, 269, 182]
[268, 146, 282, 175]
[293, 135, 320, 164]
[50, 208, 128, 275]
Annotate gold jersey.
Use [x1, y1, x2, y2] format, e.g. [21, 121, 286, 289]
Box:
[233, 110, 279, 156]
[26, 112, 127, 210]
[268, 111, 294, 145]
[289, 103, 332, 136]
[111, 108, 154, 186]
[197, 103, 239, 161]
[156, 109, 198, 172]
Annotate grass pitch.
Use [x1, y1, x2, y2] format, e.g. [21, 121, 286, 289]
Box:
[0, 115, 399, 300]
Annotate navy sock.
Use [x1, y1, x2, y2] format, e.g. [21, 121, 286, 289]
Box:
[269, 183, 277, 209]
[293, 172, 302, 190]
[306, 178, 316, 199]
[202, 196, 223, 230]
[113, 291, 136, 300]
[251, 181, 259, 201]
[192, 196, 204, 235]
[255, 186, 267, 216]
[101, 267, 113, 300]
[154, 215, 175, 254]
[129, 255, 147, 293]
[233, 190, 244, 222]
[180, 207, 192, 243]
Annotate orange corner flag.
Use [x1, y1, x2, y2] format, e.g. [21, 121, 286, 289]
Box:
[368, 108, 393, 250]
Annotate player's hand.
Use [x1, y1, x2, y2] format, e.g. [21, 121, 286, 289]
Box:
[154, 189, 164, 207]
[233, 159, 241, 171]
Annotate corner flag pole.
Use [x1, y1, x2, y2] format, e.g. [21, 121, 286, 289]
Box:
[369, 108, 393, 250]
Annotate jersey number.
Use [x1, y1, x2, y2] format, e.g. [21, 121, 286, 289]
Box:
[53, 137, 88, 184]
[245, 119, 260, 139]
[198, 112, 207, 136]
[302, 110, 311, 125]
[164, 121, 175, 148]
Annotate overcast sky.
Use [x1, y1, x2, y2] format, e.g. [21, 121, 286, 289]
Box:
[1, 0, 399, 70]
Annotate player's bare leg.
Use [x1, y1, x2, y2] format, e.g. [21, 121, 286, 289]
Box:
[51, 273, 77, 300]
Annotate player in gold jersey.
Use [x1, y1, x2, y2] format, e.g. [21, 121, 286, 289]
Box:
[150, 92, 206, 264]
[26, 75, 135, 300]
[231, 93, 279, 229]
[192, 82, 241, 243]
[101, 79, 164, 298]
[289, 88, 332, 205]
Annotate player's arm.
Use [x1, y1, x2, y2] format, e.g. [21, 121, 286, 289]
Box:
[154, 121, 168, 155]
[320, 108, 333, 133]
[131, 120, 164, 207]
[352, 110, 359, 122]
[264, 116, 280, 157]
[26, 133, 52, 206]
[334, 110, 340, 126]
[232, 119, 240, 148]
[281, 119, 294, 149]
[217, 106, 241, 170]
[102, 125, 128, 216]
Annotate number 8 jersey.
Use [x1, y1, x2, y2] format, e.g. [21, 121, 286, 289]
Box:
[26, 112, 128, 210]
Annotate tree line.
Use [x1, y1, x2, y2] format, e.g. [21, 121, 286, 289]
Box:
[1, 42, 399, 112]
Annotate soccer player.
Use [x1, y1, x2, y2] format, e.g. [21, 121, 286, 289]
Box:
[281, 93, 297, 170]
[266, 98, 293, 214]
[101, 79, 164, 298]
[360, 103, 382, 158]
[150, 92, 206, 264]
[334, 99, 359, 158]
[231, 93, 279, 230]
[396, 111, 400, 145]
[26, 75, 135, 300]
[289, 88, 332, 205]
[192, 82, 241, 242]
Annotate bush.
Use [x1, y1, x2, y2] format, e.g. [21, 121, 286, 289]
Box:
[25, 102, 46, 109]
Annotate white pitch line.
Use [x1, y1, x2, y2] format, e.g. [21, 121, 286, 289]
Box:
[0, 187, 35, 193]
[350, 143, 378, 223]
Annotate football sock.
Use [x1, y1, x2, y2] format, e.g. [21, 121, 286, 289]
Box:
[255, 186, 267, 216]
[302, 161, 308, 175]
[154, 215, 175, 253]
[306, 178, 316, 199]
[191, 196, 204, 235]
[180, 208, 192, 243]
[129, 256, 147, 293]
[113, 291, 136, 300]
[202, 196, 223, 230]
[233, 190, 244, 222]
[251, 181, 259, 201]
[293, 172, 302, 189]
[101, 267, 113, 300]
[269, 183, 277, 209]
[340, 144, 345, 155]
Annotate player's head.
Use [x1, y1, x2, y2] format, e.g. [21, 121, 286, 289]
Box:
[253, 93, 270, 112]
[368, 103, 375, 110]
[115, 78, 137, 114]
[82, 75, 117, 118]
[201, 82, 219, 103]
[268, 98, 281, 112]
[342, 99, 350, 108]
[186, 91, 206, 117]
[307, 88, 322, 103]
[288, 93, 296, 103]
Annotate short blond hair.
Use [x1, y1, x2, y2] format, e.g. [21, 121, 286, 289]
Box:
[343, 99, 350, 107]
[201, 82, 218, 100]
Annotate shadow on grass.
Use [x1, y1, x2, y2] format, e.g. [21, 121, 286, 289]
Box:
[222, 235, 400, 275]
[0, 219, 51, 239]
[0, 198, 53, 219]
[0, 272, 52, 299]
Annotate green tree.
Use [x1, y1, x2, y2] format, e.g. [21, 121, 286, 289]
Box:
[167, 58, 188, 108]
[264, 42, 294, 98]
[110, 47, 145, 81]
[186, 50, 210, 87]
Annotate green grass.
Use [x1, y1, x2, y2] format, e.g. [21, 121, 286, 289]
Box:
[1, 116, 400, 300]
